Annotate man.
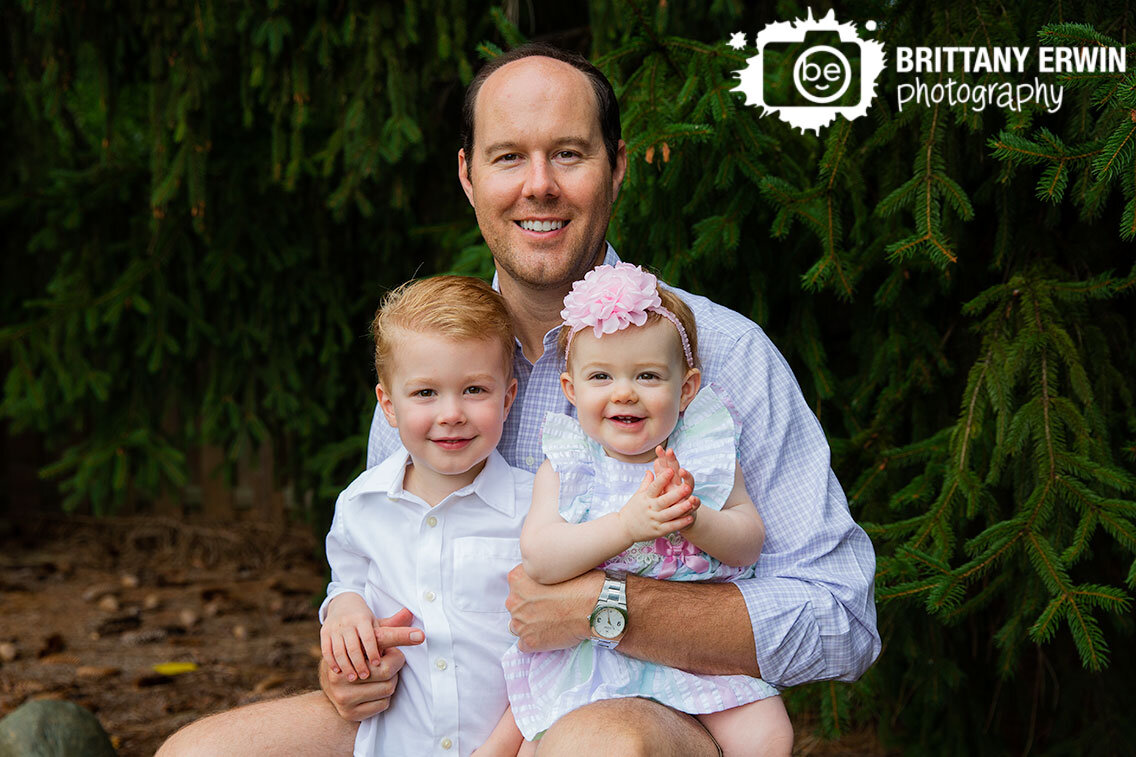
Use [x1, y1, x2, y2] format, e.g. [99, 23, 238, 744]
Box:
[159, 42, 879, 756]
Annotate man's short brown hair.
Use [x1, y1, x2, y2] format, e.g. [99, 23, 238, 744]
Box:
[372, 276, 515, 385]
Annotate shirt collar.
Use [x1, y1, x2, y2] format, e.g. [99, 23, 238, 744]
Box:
[374, 447, 515, 516]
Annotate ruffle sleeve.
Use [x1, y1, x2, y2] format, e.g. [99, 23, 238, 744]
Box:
[541, 411, 600, 524]
[668, 387, 739, 512]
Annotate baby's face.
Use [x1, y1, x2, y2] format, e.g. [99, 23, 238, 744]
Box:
[377, 332, 516, 491]
[561, 320, 700, 463]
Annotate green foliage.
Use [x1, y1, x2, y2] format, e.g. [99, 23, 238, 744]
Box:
[4, 0, 1136, 754]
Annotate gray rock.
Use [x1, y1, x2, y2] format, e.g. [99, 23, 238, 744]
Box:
[0, 700, 117, 757]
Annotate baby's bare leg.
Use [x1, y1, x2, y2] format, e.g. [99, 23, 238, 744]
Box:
[696, 696, 792, 757]
[518, 739, 538, 756]
[155, 691, 357, 757]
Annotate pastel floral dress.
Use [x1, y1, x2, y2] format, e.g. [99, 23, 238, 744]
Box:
[502, 388, 780, 740]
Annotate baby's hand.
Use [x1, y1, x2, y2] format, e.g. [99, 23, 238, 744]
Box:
[653, 446, 696, 497]
[617, 468, 699, 543]
[321, 594, 383, 682]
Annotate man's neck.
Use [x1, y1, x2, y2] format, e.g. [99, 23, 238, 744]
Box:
[498, 278, 568, 363]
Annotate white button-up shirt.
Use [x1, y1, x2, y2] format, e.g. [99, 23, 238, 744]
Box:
[366, 245, 880, 688]
[322, 449, 533, 757]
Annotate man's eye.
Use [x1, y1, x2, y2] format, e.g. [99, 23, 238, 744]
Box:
[556, 150, 580, 160]
[497, 152, 521, 162]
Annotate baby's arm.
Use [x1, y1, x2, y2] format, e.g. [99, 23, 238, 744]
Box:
[520, 459, 697, 585]
[675, 458, 765, 567]
[471, 705, 524, 757]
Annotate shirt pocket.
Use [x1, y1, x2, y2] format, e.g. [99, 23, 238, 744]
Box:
[451, 536, 521, 613]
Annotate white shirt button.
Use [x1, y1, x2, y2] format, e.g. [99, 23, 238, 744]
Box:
[440, 738, 453, 750]
[525, 456, 535, 467]
[423, 590, 436, 602]
[435, 658, 448, 671]
[426, 516, 438, 527]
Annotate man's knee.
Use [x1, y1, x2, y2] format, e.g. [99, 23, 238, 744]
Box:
[537, 698, 717, 757]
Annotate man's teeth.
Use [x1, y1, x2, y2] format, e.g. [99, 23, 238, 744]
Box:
[520, 220, 564, 231]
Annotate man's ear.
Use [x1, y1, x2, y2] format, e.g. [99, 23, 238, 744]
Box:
[678, 368, 701, 412]
[611, 139, 628, 202]
[376, 383, 398, 428]
[502, 377, 518, 420]
[560, 372, 577, 406]
[458, 148, 474, 206]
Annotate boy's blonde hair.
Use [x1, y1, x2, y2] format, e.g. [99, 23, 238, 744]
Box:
[558, 286, 699, 369]
[372, 276, 515, 384]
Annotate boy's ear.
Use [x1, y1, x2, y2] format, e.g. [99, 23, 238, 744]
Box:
[560, 372, 577, 406]
[678, 368, 702, 412]
[502, 378, 518, 419]
[375, 383, 398, 428]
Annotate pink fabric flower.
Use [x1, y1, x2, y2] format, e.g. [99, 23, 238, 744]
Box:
[651, 536, 711, 580]
[560, 263, 662, 338]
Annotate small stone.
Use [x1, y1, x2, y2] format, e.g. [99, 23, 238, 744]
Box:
[97, 595, 120, 612]
[121, 628, 168, 646]
[143, 593, 161, 611]
[178, 608, 199, 628]
[0, 642, 18, 662]
[231, 624, 248, 641]
[81, 584, 118, 603]
[203, 599, 223, 618]
[120, 573, 140, 589]
[0, 700, 117, 756]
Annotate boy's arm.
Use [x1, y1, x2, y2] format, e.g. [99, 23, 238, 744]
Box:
[471, 705, 524, 757]
[680, 461, 764, 567]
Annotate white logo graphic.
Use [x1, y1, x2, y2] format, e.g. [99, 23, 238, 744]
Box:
[732, 9, 887, 134]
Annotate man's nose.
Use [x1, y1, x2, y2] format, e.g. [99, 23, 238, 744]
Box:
[522, 157, 560, 199]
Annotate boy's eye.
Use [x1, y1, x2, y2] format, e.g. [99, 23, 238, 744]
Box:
[412, 389, 436, 397]
[465, 386, 486, 395]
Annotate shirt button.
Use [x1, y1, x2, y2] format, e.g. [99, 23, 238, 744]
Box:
[423, 590, 436, 602]
[435, 658, 448, 671]
[525, 456, 535, 467]
[440, 738, 453, 750]
[426, 516, 438, 528]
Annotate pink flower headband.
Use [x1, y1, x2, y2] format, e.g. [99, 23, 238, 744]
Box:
[560, 263, 695, 368]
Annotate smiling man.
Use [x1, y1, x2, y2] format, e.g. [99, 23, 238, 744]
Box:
[158, 43, 879, 757]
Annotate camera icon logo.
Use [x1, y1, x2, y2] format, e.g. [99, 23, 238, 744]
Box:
[732, 9, 886, 134]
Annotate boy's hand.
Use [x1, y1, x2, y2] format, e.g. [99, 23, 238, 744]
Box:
[616, 468, 698, 543]
[321, 594, 383, 681]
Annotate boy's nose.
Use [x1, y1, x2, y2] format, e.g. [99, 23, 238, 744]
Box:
[436, 398, 466, 424]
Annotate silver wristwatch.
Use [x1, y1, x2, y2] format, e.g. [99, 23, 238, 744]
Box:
[588, 568, 628, 649]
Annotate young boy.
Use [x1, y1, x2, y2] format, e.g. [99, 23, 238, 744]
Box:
[320, 276, 529, 757]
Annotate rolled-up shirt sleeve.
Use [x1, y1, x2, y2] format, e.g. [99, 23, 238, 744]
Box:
[718, 328, 880, 686]
[319, 491, 370, 623]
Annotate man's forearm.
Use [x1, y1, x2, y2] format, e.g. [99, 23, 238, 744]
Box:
[619, 575, 759, 677]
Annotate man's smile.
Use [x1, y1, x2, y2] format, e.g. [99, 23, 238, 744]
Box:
[517, 219, 568, 232]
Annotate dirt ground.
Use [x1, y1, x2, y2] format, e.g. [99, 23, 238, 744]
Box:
[0, 515, 884, 757]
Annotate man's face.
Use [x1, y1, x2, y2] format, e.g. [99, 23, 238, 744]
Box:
[458, 56, 628, 292]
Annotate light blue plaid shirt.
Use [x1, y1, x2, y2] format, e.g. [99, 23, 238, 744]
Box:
[367, 245, 880, 687]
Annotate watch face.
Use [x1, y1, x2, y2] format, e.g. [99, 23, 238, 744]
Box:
[593, 606, 626, 639]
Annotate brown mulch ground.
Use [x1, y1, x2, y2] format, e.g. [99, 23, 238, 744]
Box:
[0, 515, 885, 756]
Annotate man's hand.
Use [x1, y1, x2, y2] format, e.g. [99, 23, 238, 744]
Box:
[319, 607, 424, 721]
[505, 564, 601, 653]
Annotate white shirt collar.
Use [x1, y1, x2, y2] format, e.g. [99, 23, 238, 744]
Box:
[370, 447, 516, 517]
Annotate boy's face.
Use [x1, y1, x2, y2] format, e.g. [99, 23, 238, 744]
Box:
[377, 332, 516, 494]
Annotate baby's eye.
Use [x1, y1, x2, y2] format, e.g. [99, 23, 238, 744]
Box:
[588, 372, 610, 381]
[637, 372, 659, 381]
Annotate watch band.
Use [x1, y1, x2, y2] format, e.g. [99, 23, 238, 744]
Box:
[590, 568, 628, 649]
